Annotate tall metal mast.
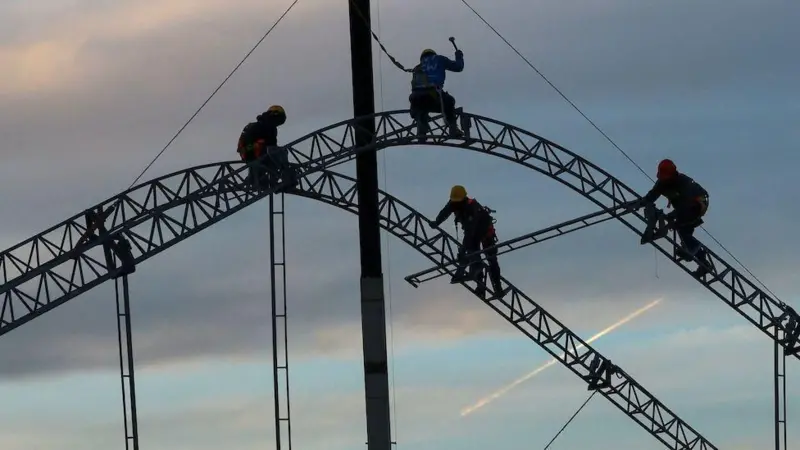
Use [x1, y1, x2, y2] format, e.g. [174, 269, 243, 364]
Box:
[347, 0, 393, 448]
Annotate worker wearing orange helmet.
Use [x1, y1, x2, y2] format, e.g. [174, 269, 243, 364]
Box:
[638, 159, 709, 269]
[428, 185, 506, 298]
[237, 105, 294, 189]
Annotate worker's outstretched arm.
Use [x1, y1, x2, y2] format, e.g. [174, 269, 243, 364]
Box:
[642, 180, 665, 204]
[430, 202, 454, 227]
[442, 51, 464, 72]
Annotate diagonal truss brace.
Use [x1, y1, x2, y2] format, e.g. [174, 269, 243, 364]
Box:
[404, 203, 634, 287]
[0, 144, 718, 446]
[0, 109, 796, 359]
[293, 171, 717, 450]
[0, 161, 717, 448]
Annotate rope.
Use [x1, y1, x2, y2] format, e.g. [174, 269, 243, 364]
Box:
[457, 0, 783, 302]
[347, 0, 413, 73]
[126, 0, 301, 190]
[542, 390, 596, 449]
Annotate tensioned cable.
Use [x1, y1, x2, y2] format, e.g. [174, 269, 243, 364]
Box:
[126, 0, 301, 190]
[373, 0, 401, 444]
[457, 0, 782, 301]
[542, 390, 596, 449]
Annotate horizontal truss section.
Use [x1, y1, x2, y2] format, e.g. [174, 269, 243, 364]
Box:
[405, 205, 632, 286]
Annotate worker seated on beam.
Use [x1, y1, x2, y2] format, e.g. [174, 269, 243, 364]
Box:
[236, 105, 296, 190]
[633, 158, 710, 276]
[409, 48, 464, 137]
[428, 185, 506, 298]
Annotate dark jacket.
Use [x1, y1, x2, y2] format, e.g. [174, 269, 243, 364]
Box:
[432, 197, 492, 239]
[238, 119, 278, 150]
[643, 173, 708, 208]
[411, 51, 464, 91]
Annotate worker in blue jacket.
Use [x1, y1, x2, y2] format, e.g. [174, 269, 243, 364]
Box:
[409, 47, 464, 136]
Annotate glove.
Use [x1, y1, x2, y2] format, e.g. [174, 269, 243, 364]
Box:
[627, 198, 646, 210]
[455, 50, 464, 59]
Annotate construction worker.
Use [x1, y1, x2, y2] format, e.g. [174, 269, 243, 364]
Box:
[636, 159, 710, 275]
[428, 185, 507, 298]
[409, 47, 464, 136]
[237, 105, 293, 189]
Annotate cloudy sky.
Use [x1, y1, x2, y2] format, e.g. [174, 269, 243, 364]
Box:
[1, 0, 799, 448]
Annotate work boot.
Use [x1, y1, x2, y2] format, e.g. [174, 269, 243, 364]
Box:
[448, 121, 463, 137]
[450, 265, 469, 284]
[416, 115, 430, 137]
[474, 283, 487, 300]
[491, 281, 508, 299]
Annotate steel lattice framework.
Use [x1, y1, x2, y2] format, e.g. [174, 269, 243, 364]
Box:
[293, 170, 716, 449]
[0, 109, 793, 449]
[1, 110, 796, 356]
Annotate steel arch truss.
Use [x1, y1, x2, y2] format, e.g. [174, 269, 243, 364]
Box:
[0, 162, 719, 447]
[0, 109, 796, 356]
[293, 170, 717, 450]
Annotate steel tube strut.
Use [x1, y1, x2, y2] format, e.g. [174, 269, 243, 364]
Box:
[115, 275, 139, 450]
[405, 204, 633, 287]
[775, 336, 788, 450]
[269, 193, 293, 449]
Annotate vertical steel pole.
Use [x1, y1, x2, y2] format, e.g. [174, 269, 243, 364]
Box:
[116, 276, 140, 450]
[347, 0, 392, 447]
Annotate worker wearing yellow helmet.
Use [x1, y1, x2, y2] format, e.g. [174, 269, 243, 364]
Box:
[428, 185, 507, 299]
[237, 105, 294, 190]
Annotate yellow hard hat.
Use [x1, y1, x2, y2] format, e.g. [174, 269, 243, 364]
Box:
[263, 105, 287, 126]
[267, 105, 285, 115]
[449, 185, 467, 202]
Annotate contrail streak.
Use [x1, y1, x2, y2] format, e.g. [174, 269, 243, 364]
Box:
[460, 298, 662, 417]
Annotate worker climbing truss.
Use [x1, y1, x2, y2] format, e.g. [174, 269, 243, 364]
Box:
[0, 109, 792, 448]
[0, 110, 796, 356]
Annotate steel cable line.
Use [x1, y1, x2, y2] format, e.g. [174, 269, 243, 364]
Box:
[457, 0, 782, 301]
[543, 391, 596, 449]
[373, 0, 401, 444]
[127, 0, 301, 190]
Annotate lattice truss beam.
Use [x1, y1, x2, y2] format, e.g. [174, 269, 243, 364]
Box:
[0, 109, 796, 356]
[298, 171, 718, 450]
[18, 163, 722, 448]
[405, 205, 634, 286]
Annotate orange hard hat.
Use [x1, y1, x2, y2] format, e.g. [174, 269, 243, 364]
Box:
[657, 159, 677, 181]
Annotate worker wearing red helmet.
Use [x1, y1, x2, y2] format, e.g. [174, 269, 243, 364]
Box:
[428, 185, 507, 299]
[639, 159, 709, 265]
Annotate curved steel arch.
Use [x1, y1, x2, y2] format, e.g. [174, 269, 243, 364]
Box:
[0, 161, 718, 448]
[0, 110, 795, 358]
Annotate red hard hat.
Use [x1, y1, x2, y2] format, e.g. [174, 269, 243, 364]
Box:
[657, 159, 677, 180]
